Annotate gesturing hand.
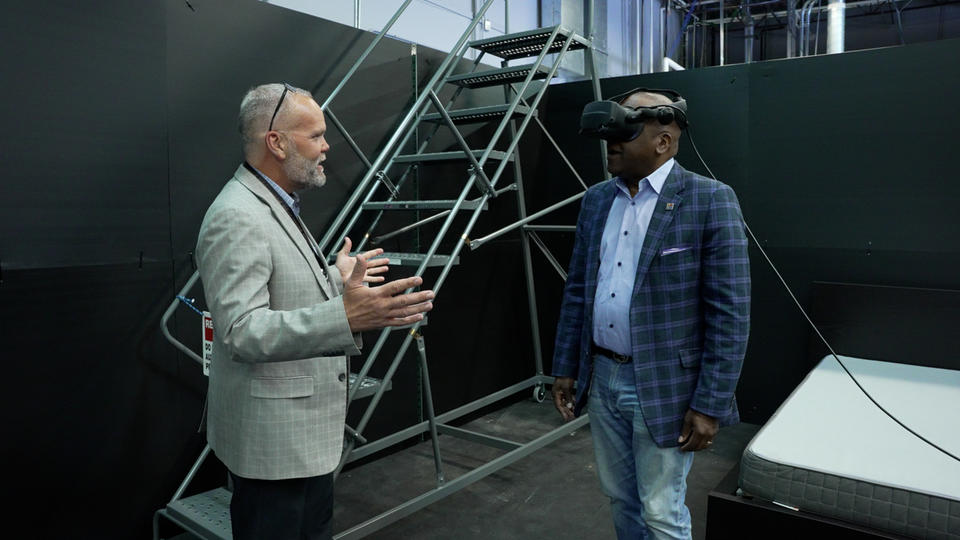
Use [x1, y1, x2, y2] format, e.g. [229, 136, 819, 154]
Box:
[678, 408, 719, 452]
[335, 236, 389, 284]
[342, 251, 434, 333]
[552, 377, 577, 422]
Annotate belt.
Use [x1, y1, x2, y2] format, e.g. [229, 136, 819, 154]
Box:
[591, 343, 632, 363]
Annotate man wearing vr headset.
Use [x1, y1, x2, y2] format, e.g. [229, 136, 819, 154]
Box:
[551, 89, 751, 539]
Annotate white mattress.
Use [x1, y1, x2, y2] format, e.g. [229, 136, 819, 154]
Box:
[748, 354, 960, 500]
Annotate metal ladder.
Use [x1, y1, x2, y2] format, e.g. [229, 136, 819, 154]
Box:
[154, 1, 602, 538]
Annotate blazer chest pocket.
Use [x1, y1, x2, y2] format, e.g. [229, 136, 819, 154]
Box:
[250, 376, 315, 399]
[679, 348, 702, 369]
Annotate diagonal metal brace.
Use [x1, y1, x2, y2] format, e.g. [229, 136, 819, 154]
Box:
[344, 424, 367, 446]
[426, 90, 496, 197]
[375, 170, 399, 198]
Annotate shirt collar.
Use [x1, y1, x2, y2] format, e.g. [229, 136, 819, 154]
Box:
[249, 164, 301, 217]
[614, 157, 675, 198]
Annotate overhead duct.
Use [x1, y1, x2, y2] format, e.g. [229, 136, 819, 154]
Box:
[827, 0, 845, 53]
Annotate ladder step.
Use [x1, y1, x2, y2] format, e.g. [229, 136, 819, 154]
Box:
[393, 150, 513, 164]
[422, 104, 536, 125]
[166, 488, 232, 539]
[378, 252, 459, 267]
[349, 373, 392, 399]
[468, 26, 590, 60]
[362, 200, 488, 211]
[445, 64, 553, 89]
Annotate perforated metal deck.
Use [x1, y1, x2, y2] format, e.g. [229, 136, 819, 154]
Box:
[162, 487, 231, 540]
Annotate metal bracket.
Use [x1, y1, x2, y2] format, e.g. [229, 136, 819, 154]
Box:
[469, 164, 497, 197]
[375, 170, 399, 198]
[345, 424, 367, 446]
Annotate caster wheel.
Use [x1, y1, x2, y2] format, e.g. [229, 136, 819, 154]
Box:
[532, 384, 546, 403]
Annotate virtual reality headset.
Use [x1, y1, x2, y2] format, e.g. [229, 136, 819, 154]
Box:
[579, 87, 688, 142]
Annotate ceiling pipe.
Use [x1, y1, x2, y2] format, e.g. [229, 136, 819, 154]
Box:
[720, 0, 726, 65]
[702, 0, 883, 25]
[787, 0, 799, 57]
[800, 0, 818, 56]
[827, 0, 846, 53]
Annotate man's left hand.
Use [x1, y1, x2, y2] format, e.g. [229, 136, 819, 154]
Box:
[336, 236, 389, 283]
[678, 409, 719, 452]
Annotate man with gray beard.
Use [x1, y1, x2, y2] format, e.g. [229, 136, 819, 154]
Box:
[195, 83, 435, 540]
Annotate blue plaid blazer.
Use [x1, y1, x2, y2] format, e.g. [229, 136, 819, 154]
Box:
[552, 162, 751, 448]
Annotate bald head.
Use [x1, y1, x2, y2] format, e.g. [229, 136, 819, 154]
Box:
[621, 91, 682, 150]
[619, 90, 674, 108]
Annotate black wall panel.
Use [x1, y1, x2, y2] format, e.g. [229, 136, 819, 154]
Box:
[809, 281, 960, 369]
[0, 2, 169, 270]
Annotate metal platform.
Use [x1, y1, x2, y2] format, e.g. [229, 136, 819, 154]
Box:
[392, 149, 513, 164]
[421, 104, 535, 125]
[445, 64, 552, 89]
[349, 373, 390, 399]
[361, 200, 487, 211]
[156, 488, 231, 540]
[377, 252, 459, 267]
[468, 25, 591, 60]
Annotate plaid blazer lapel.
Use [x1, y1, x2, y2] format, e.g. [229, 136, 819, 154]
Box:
[633, 163, 686, 292]
[291, 211, 339, 295]
[235, 167, 333, 300]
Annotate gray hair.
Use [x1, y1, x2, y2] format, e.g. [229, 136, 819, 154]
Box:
[238, 83, 312, 155]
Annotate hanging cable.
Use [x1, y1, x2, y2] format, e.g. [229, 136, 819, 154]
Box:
[685, 125, 960, 463]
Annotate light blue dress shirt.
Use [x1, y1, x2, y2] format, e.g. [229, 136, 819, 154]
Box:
[592, 158, 675, 356]
[252, 165, 302, 217]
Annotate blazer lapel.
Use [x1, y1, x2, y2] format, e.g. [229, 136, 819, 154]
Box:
[633, 163, 686, 293]
[234, 166, 333, 300]
[292, 211, 339, 295]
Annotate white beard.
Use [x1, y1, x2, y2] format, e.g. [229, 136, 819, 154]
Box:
[284, 145, 326, 190]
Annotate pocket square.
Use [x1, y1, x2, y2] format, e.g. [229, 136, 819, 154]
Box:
[660, 246, 692, 256]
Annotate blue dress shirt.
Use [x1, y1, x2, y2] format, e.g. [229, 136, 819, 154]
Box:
[592, 158, 675, 356]
[251, 165, 302, 217]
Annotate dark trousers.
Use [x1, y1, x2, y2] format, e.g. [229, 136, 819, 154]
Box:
[229, 471, 334, 540]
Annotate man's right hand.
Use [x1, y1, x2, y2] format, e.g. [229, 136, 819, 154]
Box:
[552, 376, 576, 422]
[343, 252, 434, 333]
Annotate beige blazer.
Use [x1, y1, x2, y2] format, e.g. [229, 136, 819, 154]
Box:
[196, 164, 360, 480]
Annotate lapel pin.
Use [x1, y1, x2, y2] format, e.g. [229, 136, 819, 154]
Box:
[665, 202, 675, 211]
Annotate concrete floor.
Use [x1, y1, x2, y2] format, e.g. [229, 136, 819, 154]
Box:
[333, 397, 760, 540]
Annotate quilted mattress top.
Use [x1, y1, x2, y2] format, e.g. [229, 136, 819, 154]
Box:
[747, 354, 960, 500]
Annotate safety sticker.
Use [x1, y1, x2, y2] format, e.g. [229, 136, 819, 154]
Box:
[202, 311, 213, 376]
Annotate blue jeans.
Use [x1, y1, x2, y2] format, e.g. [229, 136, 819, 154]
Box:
[588, 354, 694, 540]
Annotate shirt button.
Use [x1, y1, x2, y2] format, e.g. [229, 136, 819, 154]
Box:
[617, 262, 622, 266]
[631, 202, 635, 206]
[623, 231, 628, 236]
[611, 293, 616, 298]
[338, 373, 346, 382]
[609, 324, 614, 328]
